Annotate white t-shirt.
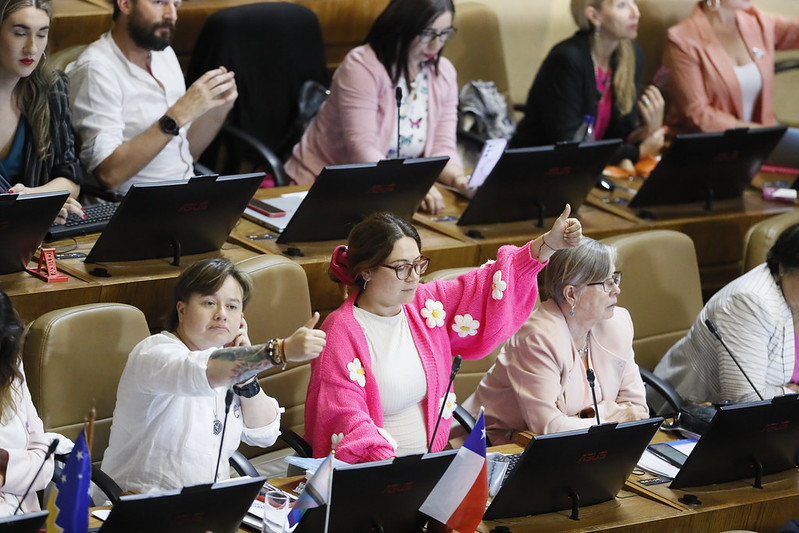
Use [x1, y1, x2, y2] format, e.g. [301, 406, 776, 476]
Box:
[353, 306, 428, 455]
[733, 61, 762, 123]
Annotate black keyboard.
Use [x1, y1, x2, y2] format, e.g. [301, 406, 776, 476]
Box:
[46, 202, 118, 241]
[502, 452, 522, 484]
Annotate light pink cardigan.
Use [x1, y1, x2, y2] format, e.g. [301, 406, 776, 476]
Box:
[304, 243, 545, 464]
[285, 44, 461, 185]
[662, 3, 799, 133]
[462, 299, 648, 444]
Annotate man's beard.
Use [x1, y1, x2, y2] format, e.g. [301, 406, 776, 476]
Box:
[128, 12, 174, 51]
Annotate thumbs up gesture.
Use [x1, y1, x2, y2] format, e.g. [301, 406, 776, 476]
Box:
[546, 204, 582, 250]
[283, 312, 327, 363]
[533, 204, 582, 261]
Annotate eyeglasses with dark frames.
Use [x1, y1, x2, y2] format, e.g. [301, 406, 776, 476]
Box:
[380, 256, 430, 280]
[419, 27, 458, 44]
[586, 271, 622, 293]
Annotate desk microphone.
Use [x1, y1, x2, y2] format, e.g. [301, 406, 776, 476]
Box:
[586, 369, 601, 425]
[395, 86, 403, 159]
[428, 355, 462, 453]
[213, 389, 234, 484]
[15, 438, 59, 515]
[705, 318, 764, 401]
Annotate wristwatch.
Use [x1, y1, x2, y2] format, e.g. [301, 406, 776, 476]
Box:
[233, 378, 261, 398]
[158, 115, 180, 136]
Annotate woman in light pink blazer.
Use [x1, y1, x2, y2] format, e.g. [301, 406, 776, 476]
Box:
[284, 0, 468, 214]
[462, 238, 648, 444]
[662, 0, 799, 133]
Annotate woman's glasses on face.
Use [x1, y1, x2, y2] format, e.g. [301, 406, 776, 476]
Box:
[380, 256, 430, 280]
[587, 271, 622, 293]
[419, 27, 457, 44]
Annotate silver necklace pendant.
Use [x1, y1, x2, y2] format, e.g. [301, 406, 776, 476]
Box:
[213, 419, 223, 435]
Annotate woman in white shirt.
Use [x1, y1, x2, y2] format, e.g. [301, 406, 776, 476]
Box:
[101, 258, 326, 493]
[0, 290, 54, 516]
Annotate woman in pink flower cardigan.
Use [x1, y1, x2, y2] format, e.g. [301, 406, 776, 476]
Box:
[304, 207, 582, 464]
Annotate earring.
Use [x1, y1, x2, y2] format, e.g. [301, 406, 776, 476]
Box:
[594, 23, 600, 35]
[705, 0, 720, 8]
[569, 304, 575, 317]
[363, 280, 368, 291]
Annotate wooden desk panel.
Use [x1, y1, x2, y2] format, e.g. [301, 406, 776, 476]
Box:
[0, 261, 99, 324]
[6, 235, 258, 327]
[588, 178, 797, 297]
[416, 187, 646, 265]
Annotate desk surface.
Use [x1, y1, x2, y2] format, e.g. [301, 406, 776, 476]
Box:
[5, 176, 795, 326]
[1, 236, 258, 326]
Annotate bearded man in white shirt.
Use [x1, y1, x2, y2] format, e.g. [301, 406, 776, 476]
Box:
[67, 0, 237, 194]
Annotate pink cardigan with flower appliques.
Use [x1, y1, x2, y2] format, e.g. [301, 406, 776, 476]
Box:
[304, 243, 546, 464]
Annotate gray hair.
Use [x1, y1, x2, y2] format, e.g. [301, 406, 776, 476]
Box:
[540, 238, 616, 304]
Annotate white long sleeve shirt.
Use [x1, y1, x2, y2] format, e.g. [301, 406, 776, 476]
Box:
[101, 332, 280, 493]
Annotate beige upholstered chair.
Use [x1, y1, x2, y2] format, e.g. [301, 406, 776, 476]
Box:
[234, 255, 315, 470]
[22, 303, 150, 462]
[601, 230, 703, 371]
[444, 2, 511, 106]
[741, 211, 799, 274]
[48, 44, 87, 72]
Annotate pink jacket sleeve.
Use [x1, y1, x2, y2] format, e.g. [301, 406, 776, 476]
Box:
[418, 243, 545, 361]
[3, 373, 54, 513]
[333, 50, 392, 165]
[662, 24, 739, 133]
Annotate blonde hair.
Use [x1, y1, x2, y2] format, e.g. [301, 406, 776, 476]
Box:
[570, 0, 636, 115]
[0, 0, 57, 161]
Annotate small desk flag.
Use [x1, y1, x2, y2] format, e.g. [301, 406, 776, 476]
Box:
[287, 452, 334, 527]
[46, 429, 91, 533]
[420, 408, 488, 532]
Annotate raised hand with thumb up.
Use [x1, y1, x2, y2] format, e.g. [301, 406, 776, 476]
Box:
[531, 204, 582, 261]
[283, 312, 327, 363]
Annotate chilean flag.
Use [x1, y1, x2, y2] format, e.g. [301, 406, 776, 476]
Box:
[420, 408, 488, 532]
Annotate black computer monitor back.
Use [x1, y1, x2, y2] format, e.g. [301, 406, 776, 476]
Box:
[277, 156, 448, 243]
[85, 173, 263, 263]
[629, 126, 786, 208]
[98, 476, 264, 533]
[0, 191, 68, 275]
[0, 510, 47, 533]
[484, 417, 662, 520]
[670, 394, 799, 489]
[457, 139, 621, 227]
[295, 450, 456, 533]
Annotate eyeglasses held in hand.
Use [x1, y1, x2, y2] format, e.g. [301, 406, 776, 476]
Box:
[419, 27, 457, 44]
[381, 256, 430, 280]
[587, 271, 622, 293]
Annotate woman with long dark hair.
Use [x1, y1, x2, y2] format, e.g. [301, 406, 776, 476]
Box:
[285, 0, 467, 214]
[0, 289, 53, 515]
[0, 0, 82, 223]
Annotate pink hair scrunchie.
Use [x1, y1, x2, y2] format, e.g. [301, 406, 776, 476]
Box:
[330, 245, 356, 286]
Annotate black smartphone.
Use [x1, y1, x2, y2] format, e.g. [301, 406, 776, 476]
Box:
[648, 442, 688, 468]
[248, 199, 286, 217]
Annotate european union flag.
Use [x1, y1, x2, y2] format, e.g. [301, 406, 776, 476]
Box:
[46, 430, 90, 533]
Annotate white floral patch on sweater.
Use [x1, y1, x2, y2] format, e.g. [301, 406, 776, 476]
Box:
[420, 299, 446, 328]
[452, 314, 480, 337]
[347, 358, 366, 387]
